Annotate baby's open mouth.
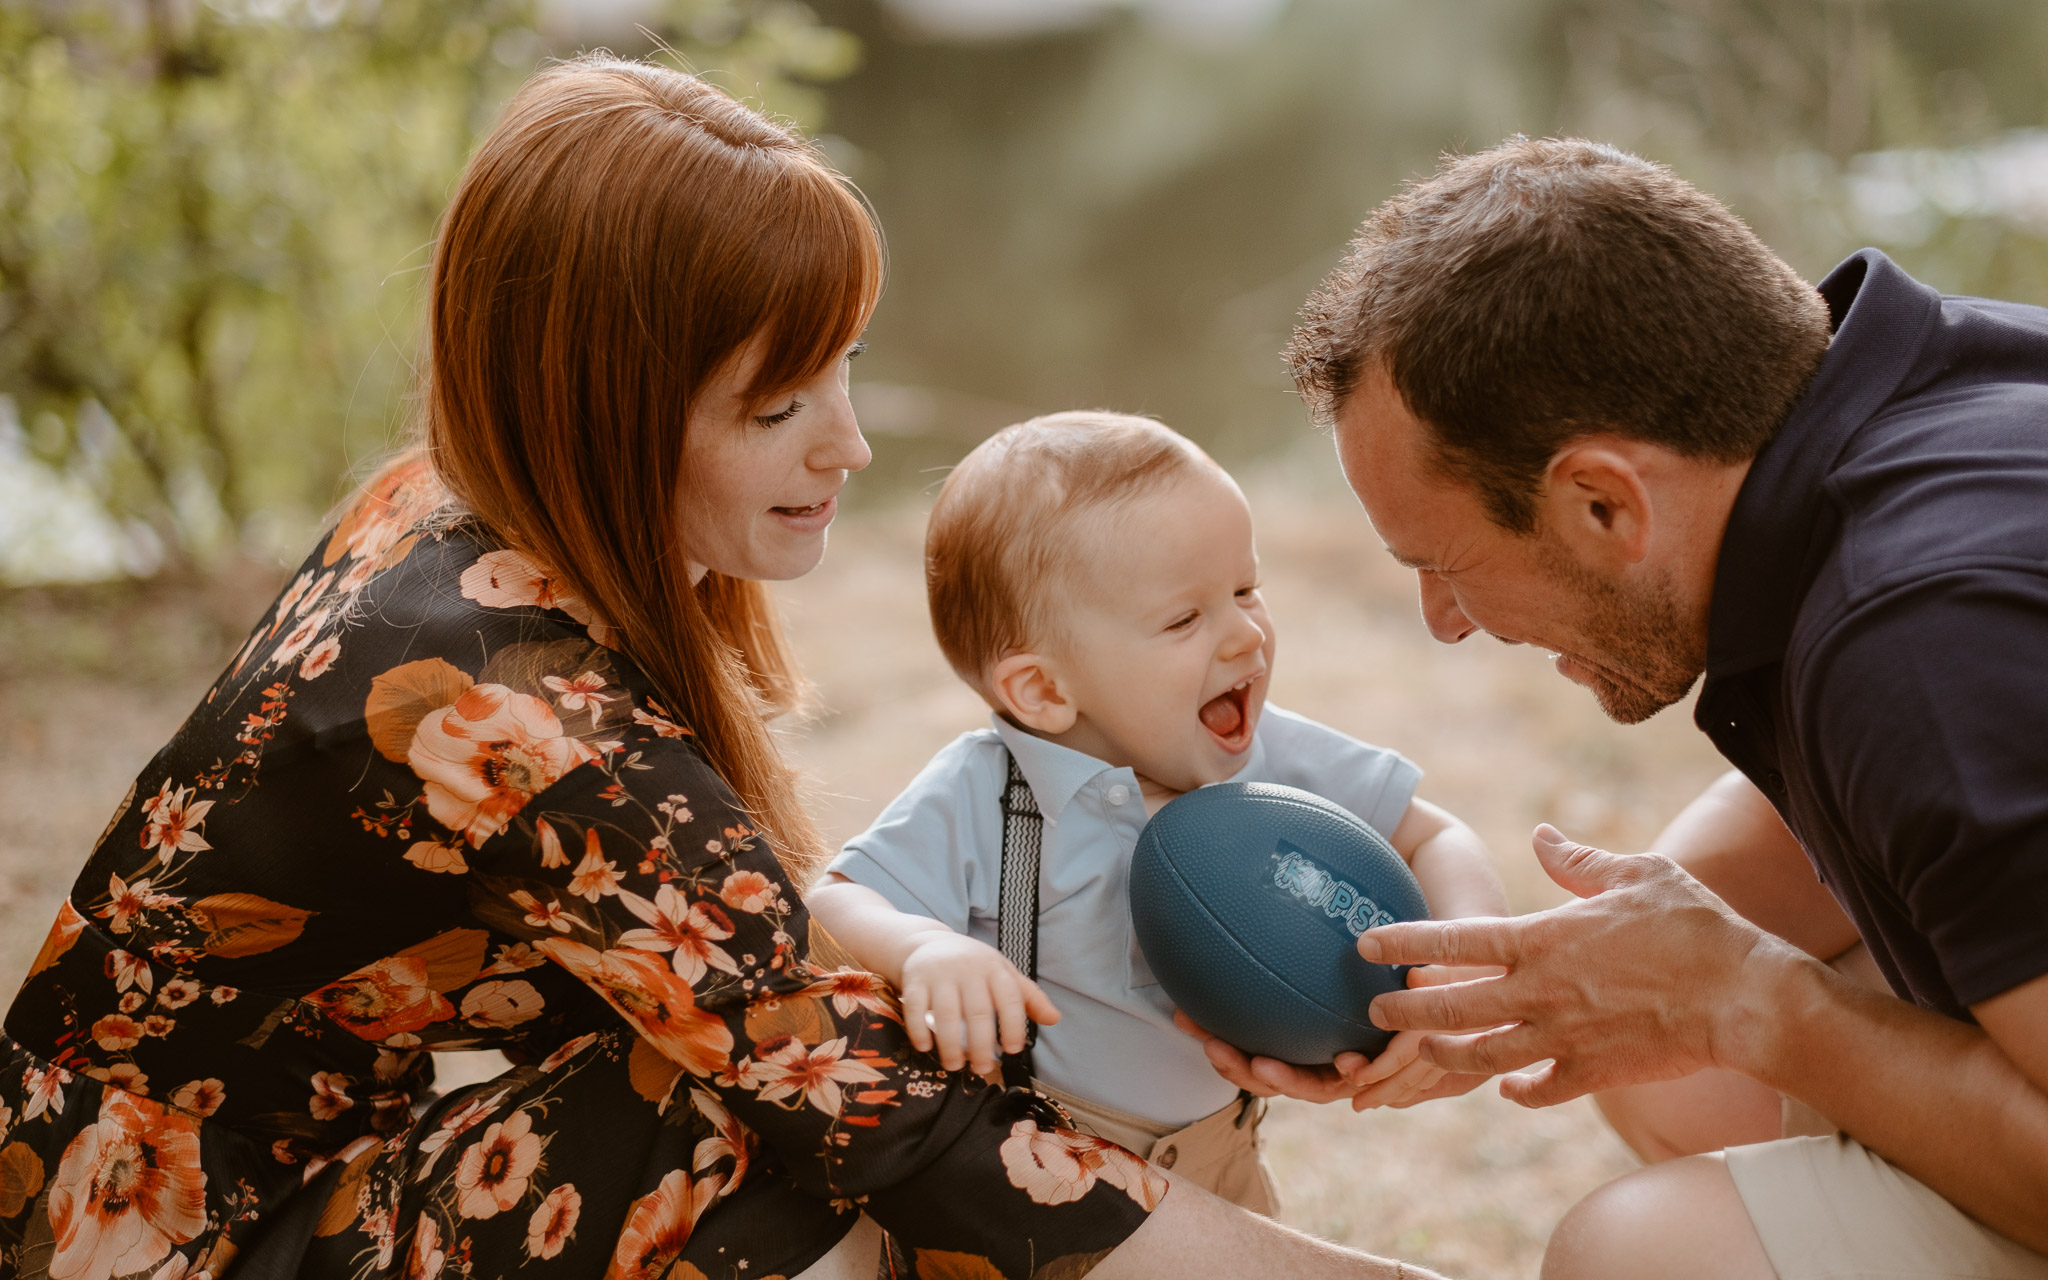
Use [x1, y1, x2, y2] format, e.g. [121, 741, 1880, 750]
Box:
[1198, 676, 1258, 746]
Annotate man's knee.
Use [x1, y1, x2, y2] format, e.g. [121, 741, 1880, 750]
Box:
[1543, 1154, 1774, 1280]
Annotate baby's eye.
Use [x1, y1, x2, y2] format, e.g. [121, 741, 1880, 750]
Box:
[1164, 611, 1198, 632]
[753, 399, 804, 428]
[1235, 584, 1259, 599]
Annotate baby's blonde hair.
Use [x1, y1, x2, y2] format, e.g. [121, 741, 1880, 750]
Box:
[926, 411, 1218, 700]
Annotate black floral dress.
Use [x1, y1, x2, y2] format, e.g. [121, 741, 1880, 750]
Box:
[0, 461, 1159, 1280]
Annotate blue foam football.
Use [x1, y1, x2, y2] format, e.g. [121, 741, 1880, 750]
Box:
[1129, 782, 1429, 1064]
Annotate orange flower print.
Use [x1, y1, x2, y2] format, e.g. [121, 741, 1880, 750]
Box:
[605, 1168, 722, 1280]
[458, 980, 545, 1029]
[90, 1015, 142, 1052]
[798, 969, 902, 1023]
[537, 1033, 599, 1074]
[454, 1110, 542, 1220]
[23, 1064, 72, 1121]
[631, 704, 691, 738]
[525, 1183, 581, 1260]
[402, 838, 469, 876]
[97, 1064, 148, 1097]
[459, 551, 597, 626]
[534, 941, 733, 1077]
[535, 821, 569, 869]
[998, 1119, 1168, 1211]
[306, 954, 455, 1044]
[299, 635, 342, 680]
[309, 1072, 354, 1121]
[404, 1214, 446, 1280]
[138, 781, 214, 862]
[568, 829, 625, 902]
[413, 1091, 508, 1183]
[686, 1088, 752, 1195]
[166, 1079, 225, 1119]
[717, 870, 778, 914]
[155, 979, 201, 1010]
[47, 1090, 206, 1280]
[542, 671, 614, 729]
[737, 1036, 885, 1117]
[510, 890, 574, 934]
[406, 684, 598, 848]
[617, 886, 740, 982]
[96, 875, 163, 934]
[271, 607, 331, 669]
[103, 950, 153, 994]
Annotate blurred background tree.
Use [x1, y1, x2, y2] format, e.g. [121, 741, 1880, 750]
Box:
[7, 0, 2048, 583]
[0, 0, 856, 581]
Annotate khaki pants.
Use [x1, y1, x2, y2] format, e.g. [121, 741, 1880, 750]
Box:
[1032, 1080, 1280, 1216]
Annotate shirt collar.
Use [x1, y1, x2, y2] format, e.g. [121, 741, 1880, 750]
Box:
[1703, 249, 1944, 681]
[991, 716, 1125, 820]
[990, 713, 1272, 819]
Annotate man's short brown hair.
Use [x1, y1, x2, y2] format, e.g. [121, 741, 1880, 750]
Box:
[926, 411, 1213, 698]
[1285, 137, 1831, 532]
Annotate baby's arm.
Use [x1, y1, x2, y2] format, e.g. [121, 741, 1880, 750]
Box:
[1346, 797, 1509, 1108]
[809, 873, 1060, 1077]
[1386, 796, 1509, 921]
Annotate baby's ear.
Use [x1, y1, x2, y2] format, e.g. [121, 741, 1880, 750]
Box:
[989, 652, 1076, 734]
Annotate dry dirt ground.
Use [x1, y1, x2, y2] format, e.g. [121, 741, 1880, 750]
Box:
[0, 458, 1732, 1278]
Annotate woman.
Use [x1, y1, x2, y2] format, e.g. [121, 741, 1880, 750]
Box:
[0, 58, 1433, 1280]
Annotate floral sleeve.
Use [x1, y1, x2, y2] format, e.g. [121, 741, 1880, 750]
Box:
[461, 708, 1161, 1275]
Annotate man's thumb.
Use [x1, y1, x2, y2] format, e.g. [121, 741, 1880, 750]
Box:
[1532, 824, 1630, 899]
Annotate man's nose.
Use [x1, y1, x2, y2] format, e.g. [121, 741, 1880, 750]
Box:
[1417, 572, 1477, 644]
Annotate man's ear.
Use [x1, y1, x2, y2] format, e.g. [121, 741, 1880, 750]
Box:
[1541, 440, 1655, 567]
[988, 652, 1077, 734]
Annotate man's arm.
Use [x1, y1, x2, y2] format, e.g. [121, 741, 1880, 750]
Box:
[1594, 772, 1859, 1160]
[1361, 828, 2048, 1251]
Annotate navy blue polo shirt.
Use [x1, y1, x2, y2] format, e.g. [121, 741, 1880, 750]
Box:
[1697, 249, 2048, 1021]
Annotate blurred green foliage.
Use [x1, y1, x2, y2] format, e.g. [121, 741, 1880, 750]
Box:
[0, 0, 856, 568]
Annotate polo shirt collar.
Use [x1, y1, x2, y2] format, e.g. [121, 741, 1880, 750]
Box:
[990, 714, 1273, 819]
[1703, 249, 1944, 680]
[992, 715, 1124, 820]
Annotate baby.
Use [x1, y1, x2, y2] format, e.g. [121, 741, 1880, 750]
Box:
[809, 412, 1507, 1212]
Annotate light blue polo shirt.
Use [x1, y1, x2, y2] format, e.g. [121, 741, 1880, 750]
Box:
[827, 705, 1420, 1127]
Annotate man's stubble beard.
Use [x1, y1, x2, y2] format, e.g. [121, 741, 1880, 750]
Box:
[1540, 543, 1707, 726]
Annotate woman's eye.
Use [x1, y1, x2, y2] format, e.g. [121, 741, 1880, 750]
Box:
[754, 399, 804, 428]
[845, 341, 867, 361]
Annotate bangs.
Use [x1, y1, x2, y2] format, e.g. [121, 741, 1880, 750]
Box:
[739, 164, 884, 405]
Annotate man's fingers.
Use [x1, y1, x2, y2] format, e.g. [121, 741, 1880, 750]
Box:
[1369, 972, 1518, 1033]
[1411, 1025, 1544, 1078]
[1532, 824, 1647, 899]
[1358, 916, 1521, 968]
[1496, 1059, 1595, 1109]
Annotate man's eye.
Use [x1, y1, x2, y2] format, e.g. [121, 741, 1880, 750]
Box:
[754, 400, 804, 428]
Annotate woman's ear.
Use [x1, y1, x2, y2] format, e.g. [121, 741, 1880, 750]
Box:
[988, 652, 1076, 734]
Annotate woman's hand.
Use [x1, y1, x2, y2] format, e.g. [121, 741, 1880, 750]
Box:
[900, 933, 1061, 1076]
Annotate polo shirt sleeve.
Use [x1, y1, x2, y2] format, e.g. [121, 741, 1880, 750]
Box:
[1796, 567, 2048, 1007]
[1256, 705, 1422, 839]
[825, 730, 1007, 934]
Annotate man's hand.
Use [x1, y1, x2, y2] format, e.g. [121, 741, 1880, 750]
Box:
[1362, 824, 1798, 1108]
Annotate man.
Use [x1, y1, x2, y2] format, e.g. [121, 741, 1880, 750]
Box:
[1188, 138, 2048, 1277]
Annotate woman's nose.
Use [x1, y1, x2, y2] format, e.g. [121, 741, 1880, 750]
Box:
[1418, 572, 1477, 644]
[810, 388, 872, 475]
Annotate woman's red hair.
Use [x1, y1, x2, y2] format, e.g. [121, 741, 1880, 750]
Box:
[393, 56, 881, 878]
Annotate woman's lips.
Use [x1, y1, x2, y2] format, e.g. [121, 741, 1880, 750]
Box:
[770, 495, 837, 532]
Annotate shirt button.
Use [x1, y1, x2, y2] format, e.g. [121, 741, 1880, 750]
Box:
[1106, 785, 1129, 807]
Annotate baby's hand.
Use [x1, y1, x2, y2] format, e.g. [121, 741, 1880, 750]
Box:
[899, 934, 1061, 1077]
[1344, 963, 1503, 1111]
